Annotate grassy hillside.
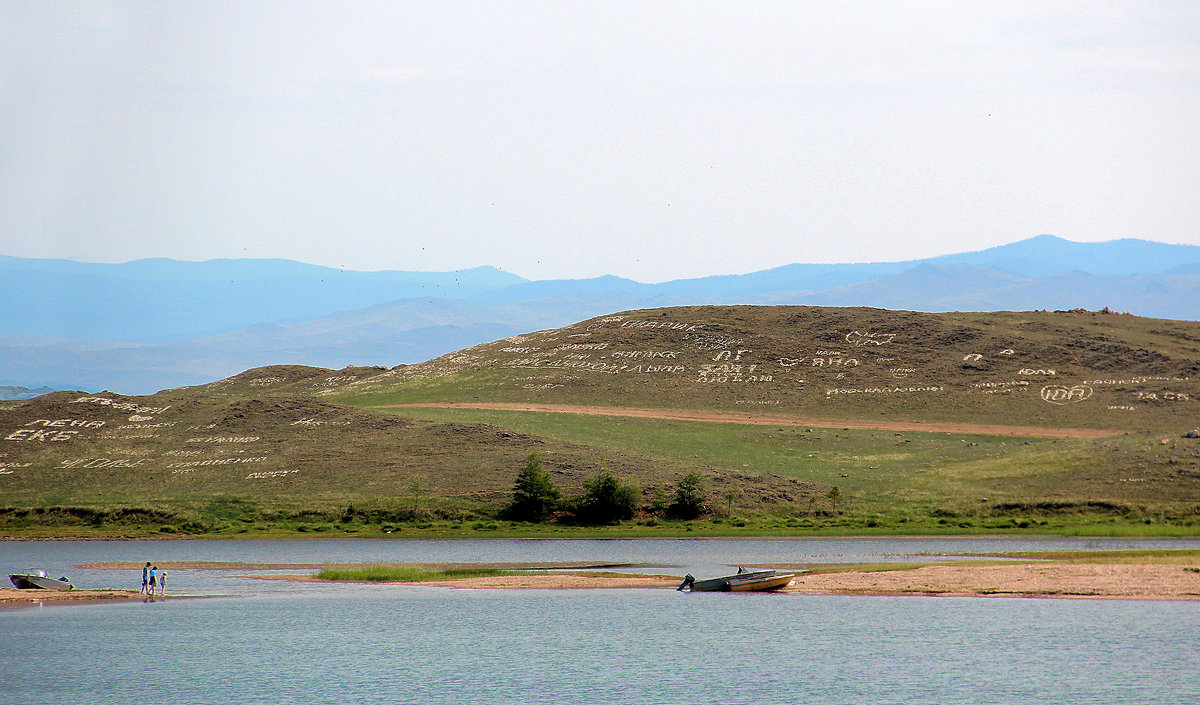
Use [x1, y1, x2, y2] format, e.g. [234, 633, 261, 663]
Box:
[3, 306, 1199, 537]
[333, 306, 1200, 432]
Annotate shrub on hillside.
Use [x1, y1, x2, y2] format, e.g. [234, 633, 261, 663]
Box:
[571, 471, 640, 524]
[667, 472, 707, 519]
[505, 452, 561, 522]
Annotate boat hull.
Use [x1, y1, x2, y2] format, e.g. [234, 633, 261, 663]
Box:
[728, 574, 794, 592]
[681, 570, 794, 592]
[9, 574, 74, 590]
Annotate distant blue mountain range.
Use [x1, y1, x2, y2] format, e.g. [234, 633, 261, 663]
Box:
[3, 235, 1199, 394]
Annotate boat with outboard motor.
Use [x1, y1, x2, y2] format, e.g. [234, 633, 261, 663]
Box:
[676, 567, 794, 592]
[9, 570, 74, 590]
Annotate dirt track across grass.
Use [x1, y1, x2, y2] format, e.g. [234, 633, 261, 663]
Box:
[377, 402, 1124, 440]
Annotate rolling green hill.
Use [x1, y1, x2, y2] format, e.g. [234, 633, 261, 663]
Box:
[2, 306, 1199, 537]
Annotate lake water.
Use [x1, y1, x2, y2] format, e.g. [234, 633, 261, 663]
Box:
[3, 538, 1199, 704]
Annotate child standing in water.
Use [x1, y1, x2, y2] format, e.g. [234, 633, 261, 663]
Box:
[158, 571, 166, 596]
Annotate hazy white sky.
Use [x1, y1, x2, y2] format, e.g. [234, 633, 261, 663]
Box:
[2, 2, 1198, 282]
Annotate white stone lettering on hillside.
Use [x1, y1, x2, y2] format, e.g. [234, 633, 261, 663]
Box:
[684, 333, 746, 351]
[246, 469, 299, 480]
[27, 418, 104, 428]
[586, 316, 626, 331]
[845, 331, 895, 347]
[825, 385, 943, 398]
[56, 457, 147, 469]
[5, 421, 91, 442]
[1019, 369, 1056, 376]
[972, 380, 1030, 395]
[1040, 385, 1093, 404]
[71, 397, 170, 415]
[697, 364, 772, 383]
[1083, 376, 1190, 385]
[1135, 391, 1190, 401]
[321, 375, 358, 385]
[100, 433, 159, 440]
[186, 436, 261, 443]
[166, 457, 268, 469]
[810, 357, 858, 368]
[620, 319, 702, 332]
[290, 418, 352, 427]
[610, 350, 680, 359]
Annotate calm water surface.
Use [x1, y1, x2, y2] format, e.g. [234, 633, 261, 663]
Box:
[3, 538, 1199, 704]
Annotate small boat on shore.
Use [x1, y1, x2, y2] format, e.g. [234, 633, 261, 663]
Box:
[677, 568, 794, 593]
[9, 570, 74, 590]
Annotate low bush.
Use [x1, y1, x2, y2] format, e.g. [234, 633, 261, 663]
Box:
[315, 565, 509, 582]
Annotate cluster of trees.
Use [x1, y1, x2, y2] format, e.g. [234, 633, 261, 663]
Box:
[506, 452, 711, 524]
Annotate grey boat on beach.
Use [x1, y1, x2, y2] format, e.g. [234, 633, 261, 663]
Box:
[677, 568, 794, 592]
[9, 570, 74, 590]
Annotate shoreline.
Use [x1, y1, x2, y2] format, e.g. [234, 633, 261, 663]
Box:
[251, 560, 1200, 600]
[5, 562, 1198, 602]
[6, 531, 1200, 543]
[783, 562, 1200, 601]
[0, 588, 154, 607]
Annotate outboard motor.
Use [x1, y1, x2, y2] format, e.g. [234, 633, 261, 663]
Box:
[677, 574, 695, 591]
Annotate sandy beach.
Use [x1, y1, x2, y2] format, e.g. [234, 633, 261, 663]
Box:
[254, 561, 1200, 600]
[0, 588, 149, 606]
[17, 560, 1200, 603]
[784, 562, 1200, 600]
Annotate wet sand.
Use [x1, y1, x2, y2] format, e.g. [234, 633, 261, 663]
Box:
[256, 561, 1200, 600]
[783, 562, 1200, 600]
[0, 588, 149, 606]
[21, 561, 1200, 602]
[80, 560, 636, 571]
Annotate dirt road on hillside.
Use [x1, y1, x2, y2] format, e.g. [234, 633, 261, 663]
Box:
[374, 402, 1124, 439]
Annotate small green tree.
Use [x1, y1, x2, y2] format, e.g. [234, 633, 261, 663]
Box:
[507, 452, 560, 522]
[668, 472, 707, 519]
[574, 471, 640, 524]
[827, 485, 843, 514]
[410, 477, 424, 514]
